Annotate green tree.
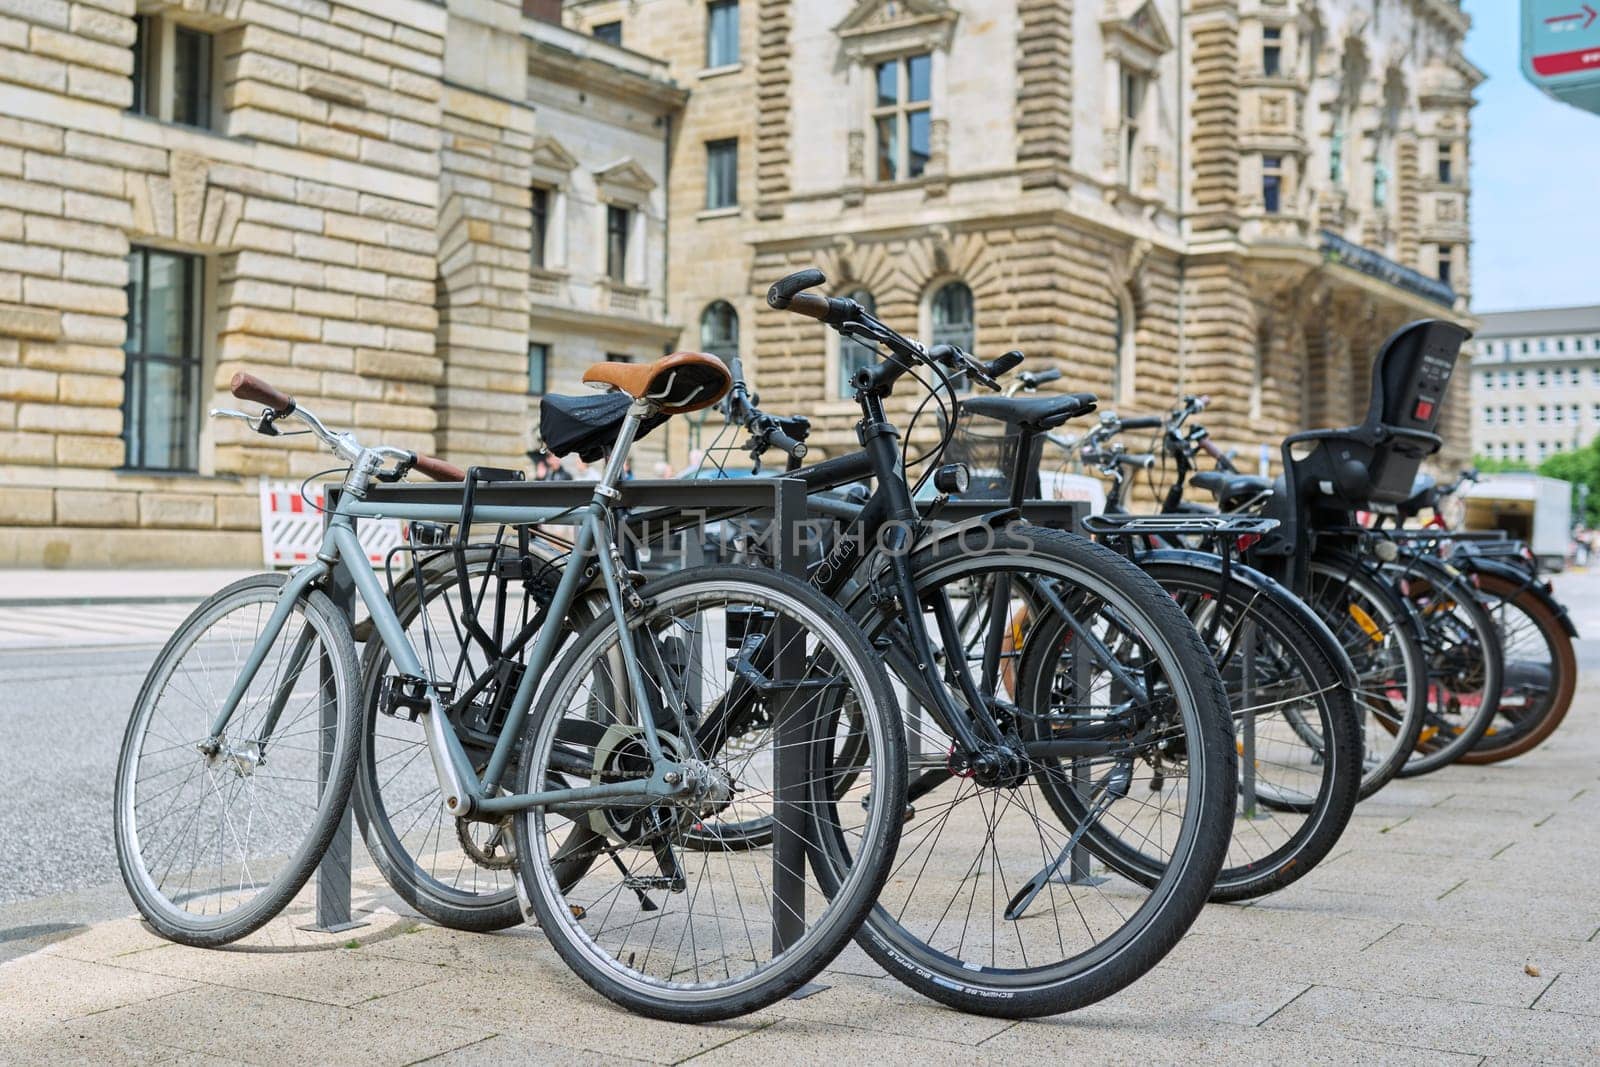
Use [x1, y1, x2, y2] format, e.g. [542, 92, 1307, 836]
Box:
[1473, 453, 1533, 474]
[1537, 437, 1600, 525]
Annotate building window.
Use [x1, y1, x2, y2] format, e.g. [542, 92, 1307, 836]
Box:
[1538, 404, 1547, 423]
[1482, 373, 1492, 390]
[1537, 369, 1548, 387]
[838, 289, 877, 395]
[593, 21, 622, 46]
[530, 187, 549, 270]
[606, 352, 634, 363]
[528, 342, 549, 394]
[1558, 339, 1567, 353]
[706, 0, 739, 68]
[1262, 26, 1282, 77]
[1262, 155, 1284, 214]
[1119, 68, 1146, 187]
[1516, 370, 1526, 387]
[700, 301, 739, 364]
[123, 246, 204, 472]
[1571, 367, 1582, 386]
[1516, 405, 1526, 424]
[705, 139, 738, 209]
[130, 16, 215, 130]
[931, 281, 976, 389]
[1437, 142, 1453, 184]
[606, 205, 630, 284]
[1436, 244, 1454, 285]
[872, 53, 931, 182]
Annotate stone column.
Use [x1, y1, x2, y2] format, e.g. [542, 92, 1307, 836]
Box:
[433, 0, 534, 469]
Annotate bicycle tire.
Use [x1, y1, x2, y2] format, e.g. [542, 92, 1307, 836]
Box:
[114, 573, 360, 947]
[825, 526, 1235, 1018]
[509, 565, 906, 1021]
[1018, 553, 1362, 902]
[1457, 571, 1578, 763]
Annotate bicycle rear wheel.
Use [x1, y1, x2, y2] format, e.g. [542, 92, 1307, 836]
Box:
[1457, 570, 1577, 763]
[1383, 554, 1502, 776]
[1304, 555, 1426, 798]
[1051, 555, 1363, 902]
[510, 565, 905, 1021]
[114, 574, 359, 946]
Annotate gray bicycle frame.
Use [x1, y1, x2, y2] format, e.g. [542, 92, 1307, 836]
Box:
[202, 398, 690, 821]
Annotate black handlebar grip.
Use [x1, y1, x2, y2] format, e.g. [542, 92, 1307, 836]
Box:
[767, 269, 827, 310]
[1032, 366, 1063, 385]
[768, 428, 808, 460]
[987, 350, 1025, 378]
[1120, 415, 1163, 431]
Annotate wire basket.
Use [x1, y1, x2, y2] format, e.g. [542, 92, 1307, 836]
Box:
[939, 406, 1044, 500]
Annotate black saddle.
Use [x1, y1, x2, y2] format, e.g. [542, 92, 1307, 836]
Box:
[540, 391, 667, 462]
[960, 392, 1098, 433]
[1190, 470, 1273, 511]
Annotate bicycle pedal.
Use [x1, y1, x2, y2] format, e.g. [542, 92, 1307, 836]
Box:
[379, 674, 431, 721]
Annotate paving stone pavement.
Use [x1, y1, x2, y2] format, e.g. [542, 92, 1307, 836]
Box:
[3, 644, 1596, 1063]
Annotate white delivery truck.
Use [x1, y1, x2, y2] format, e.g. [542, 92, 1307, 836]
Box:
[1460, 473, 1574, 572]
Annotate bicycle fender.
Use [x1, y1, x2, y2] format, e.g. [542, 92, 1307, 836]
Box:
[1458, 555, 1578, 638]
[1139, 547, 1360, 692]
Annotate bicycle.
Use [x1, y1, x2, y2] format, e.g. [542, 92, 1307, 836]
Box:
[113, 357, 909, 1022]
[700, 269, 1239, 1017]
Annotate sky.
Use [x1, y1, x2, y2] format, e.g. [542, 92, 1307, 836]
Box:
[1463, 0, 1600, 312]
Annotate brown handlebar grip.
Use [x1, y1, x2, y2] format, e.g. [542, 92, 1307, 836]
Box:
[1200, 438, 1226, 461]
[230, 372, 295, 416]
[412, 453, 466, 482]
[788, 292, 832, 321]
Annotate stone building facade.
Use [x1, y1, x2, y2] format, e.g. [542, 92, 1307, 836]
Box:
[564, 0, 1479, 467]
[0, 0, 681, 566]
[1471, 305, 1600, 467]
[0, 0, 1479, 567]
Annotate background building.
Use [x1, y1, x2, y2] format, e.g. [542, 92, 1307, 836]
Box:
[566, 0, 1480, 466]
[0, 0, 678, 566]
[0, 0, 1479, 566]
[1471, 305, 1600, 466]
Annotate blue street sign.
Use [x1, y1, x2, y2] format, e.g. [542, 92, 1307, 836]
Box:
[1523, 0, 1600, 114]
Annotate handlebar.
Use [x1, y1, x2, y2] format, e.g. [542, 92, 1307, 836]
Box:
[1118, 415, 1164, 431]
[231, 372, 295, 416]
[217, 370, 458, 482]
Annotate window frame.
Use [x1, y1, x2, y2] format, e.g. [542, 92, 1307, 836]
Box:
[122, 245, 206, 473]
[606, 204, 631, 285]
[699, 300, 739, 364]
[530, 186, 550, 271]
[705, 138, 738, 210]
[1262, 25, 1282, 77]
[706, 0, 740, 69]
[528, 341, 550, 395]
[592, 21, 622, 46]
[129, 14, 218, 131]
[1119, 67, 1147, 188]
[1261, 154, 1285, 214]
[870, 53, 932, 183]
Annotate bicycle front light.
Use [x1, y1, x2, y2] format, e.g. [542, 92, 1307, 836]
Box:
[933, 463, 970, 495]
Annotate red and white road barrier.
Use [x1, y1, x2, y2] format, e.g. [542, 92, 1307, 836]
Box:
[258, 479, 404, 568]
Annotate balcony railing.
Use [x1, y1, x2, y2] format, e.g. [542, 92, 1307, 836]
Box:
[1318, 229, 1456, 308]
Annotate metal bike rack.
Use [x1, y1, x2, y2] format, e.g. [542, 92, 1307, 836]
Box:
[309, 477, 815, 942]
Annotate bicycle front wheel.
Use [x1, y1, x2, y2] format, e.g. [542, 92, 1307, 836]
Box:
[113, 573, 360, 946]
[832, 526, 1236, 1018]
[509, 565, 906, 1021]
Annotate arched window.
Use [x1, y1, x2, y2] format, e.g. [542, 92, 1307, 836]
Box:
[700, 300, 738, 364]
[838, 288, 877, 395]
[931, 281, 975, 390]
[1111, 287, 1136, 402]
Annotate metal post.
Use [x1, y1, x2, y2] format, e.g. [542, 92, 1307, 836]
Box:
[770, 478, 819, 992]
[1067, 630, 1106, 887]
[1240, 618, 1260, 821]
[305, 492, 366, 934]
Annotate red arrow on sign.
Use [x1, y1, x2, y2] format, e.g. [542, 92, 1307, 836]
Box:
[1546, 4, 1598, 27]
